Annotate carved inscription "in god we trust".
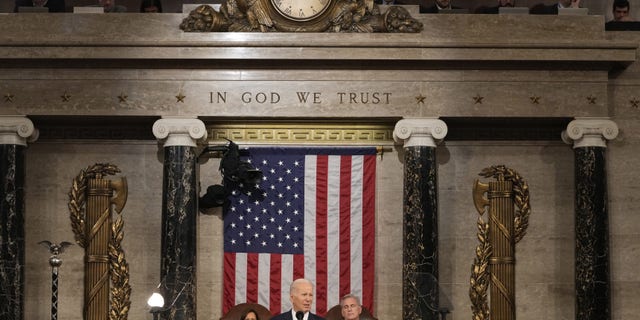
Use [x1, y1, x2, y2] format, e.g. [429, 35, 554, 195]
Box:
[209, 91, 393, 105]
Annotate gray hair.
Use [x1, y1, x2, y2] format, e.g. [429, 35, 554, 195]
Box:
[339, 294, 361, 307]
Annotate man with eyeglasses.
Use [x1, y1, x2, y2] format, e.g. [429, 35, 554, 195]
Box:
[340, 294, 363, 320]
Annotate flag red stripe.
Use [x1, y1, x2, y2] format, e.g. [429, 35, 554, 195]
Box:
[247, 253, 259, 303]
[362, 154, 376, 312]
[315, 155, 328, 314]
[270, 254, 282, 315]
[223, 252, 236, 314]
[293, 254, 305, 280]
[340, 156, 352, 297]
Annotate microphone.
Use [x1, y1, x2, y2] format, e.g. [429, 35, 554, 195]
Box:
[295, 311, 304, 320]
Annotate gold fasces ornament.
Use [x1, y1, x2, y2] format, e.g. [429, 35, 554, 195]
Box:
[68, 163, 131, 320]
[469, 165, 530, 320]
[180, 0, 423, 33]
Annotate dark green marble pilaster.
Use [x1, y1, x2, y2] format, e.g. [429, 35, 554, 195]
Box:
[574, 147, 610, 320]
[402, 146, 439, 320]
[0, 145, 25, 320]
[161, 146, 198, 320]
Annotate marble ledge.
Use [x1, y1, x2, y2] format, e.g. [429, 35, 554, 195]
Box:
[0, 13, 635, 47]
[0, 12, 636, 65]
[0, 46, 635, 65]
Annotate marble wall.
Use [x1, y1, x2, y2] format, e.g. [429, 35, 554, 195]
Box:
[23, 137, 582, 320]
[1, 10, 638, 320]
[606, 31, 640, 320]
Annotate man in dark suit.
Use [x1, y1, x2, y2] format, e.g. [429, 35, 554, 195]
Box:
[271, 279, 325, 320]
[420, 0, 463, 14]
[530, 0, 581, 15]
[475, 0, 514, 14]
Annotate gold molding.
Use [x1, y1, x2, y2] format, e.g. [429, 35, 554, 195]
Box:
[205, 122, 396, 145]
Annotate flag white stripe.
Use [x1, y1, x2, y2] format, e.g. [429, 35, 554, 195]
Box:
[281, 254, 294, 312]
[304, 155, 318, 312]
[258, 253, 270, 307]
[235, 253, 247, 304]
[326, 155, 341, 308]
[350, 155, 364, 297]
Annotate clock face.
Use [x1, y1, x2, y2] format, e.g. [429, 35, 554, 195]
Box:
[270, 0, 332, 22]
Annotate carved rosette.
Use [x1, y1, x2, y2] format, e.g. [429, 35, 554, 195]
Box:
[0, 116, 38, 146]
[393, 118, 448, 148]
[561, 118, 619, 148]
[152, 117, 207, 147]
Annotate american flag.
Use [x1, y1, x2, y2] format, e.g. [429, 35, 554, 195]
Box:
[222, 146, 376, 316]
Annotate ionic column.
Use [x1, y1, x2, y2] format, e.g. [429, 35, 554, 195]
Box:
[562, 118, 618, 320]
[0, 116, 37, 320]
[152, 117, 207, 320]
[393, 118, 447, 320]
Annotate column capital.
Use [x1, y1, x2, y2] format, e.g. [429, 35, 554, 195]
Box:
[0, 116, 38, 146]
[562, 118, 619, 148]
[152, 117, 207, 147]
[393, 118, 447, 148]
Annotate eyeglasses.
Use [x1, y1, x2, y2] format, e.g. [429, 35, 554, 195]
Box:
[342, 304, 360, 310]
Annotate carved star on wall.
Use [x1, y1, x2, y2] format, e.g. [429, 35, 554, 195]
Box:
[630, 98, 639, 108]
[4, 93, 14, 103]
[176, 93, 186, 103]
[473, 95, 484, 104]
[415, 94, 426, 104]
[586, 95, 597, 104]
[61, 92, 71, 102]
[118, 93, 128, 103]
[530, 96, 541, 104]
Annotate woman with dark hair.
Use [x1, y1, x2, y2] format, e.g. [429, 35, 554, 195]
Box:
[240, 309, 259, 320]
[140, 0, 162, 13]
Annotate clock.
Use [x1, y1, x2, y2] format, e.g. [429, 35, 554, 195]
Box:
[270, 0, 332, 22]
[263, 0, 336, 31]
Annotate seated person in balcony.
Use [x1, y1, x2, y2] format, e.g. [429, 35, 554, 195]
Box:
[140, 0, 162, 12]
[420, 0, 463, 14]
[94, 0, 127, 12]
[609, 0, 633, 22]
[530, 0, 581, 15]
[14, 0, 66, 12]
[475, 0, 514, 14]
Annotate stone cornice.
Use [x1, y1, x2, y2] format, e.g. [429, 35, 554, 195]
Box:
[0, 116, 38, 146]
[562, 118, 619, 148]
[153, 117, 207, 147]
[393, 118, 448, 148]
[0, 14, 635, 64]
